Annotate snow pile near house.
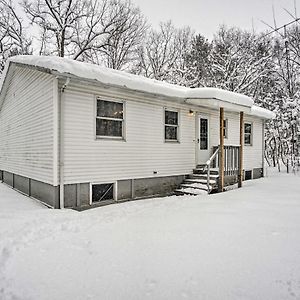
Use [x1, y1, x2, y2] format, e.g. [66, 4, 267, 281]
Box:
[3, 55, 255, 108]
[1, 168, 300, 300]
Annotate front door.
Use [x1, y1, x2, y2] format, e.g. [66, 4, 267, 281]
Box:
[197, 115, 210, 165]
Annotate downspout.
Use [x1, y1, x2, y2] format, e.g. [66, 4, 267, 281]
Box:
[59, 77, 70, 209]
[262, 120, 265, 177]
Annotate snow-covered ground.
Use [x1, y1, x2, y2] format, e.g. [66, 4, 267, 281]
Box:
[1, 168, 300, 300]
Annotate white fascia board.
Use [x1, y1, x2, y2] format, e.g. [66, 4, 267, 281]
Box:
[185, 98, 252, 113]
[249, 105, 276, 119]
[186, 87, 253, 108]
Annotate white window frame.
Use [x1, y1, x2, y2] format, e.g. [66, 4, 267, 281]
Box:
[164, 108, 180, 142]
[244, 122, 253, 146]
[95, 97, 125, 140]
[89, 181, 118, 204]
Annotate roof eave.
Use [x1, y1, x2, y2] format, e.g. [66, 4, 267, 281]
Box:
[185, 97, 252, 113]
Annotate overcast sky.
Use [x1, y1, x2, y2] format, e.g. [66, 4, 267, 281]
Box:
[132, 0, 297, 39]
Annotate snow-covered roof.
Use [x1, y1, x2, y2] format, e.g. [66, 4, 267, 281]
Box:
[0, 55, 275, 119]
[250, 105, 276, 119]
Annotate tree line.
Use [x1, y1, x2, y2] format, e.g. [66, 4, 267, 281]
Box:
[0, 0, 299, 172]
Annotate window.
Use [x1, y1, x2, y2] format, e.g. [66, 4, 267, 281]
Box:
[96, 99, 124, 138]
[165, 109, 179, 141]
[223, 119, 228, 138]
[92, 183, 113, 202]
[244, 122, 252, 145]
[200, 118, 208, 150]
[244, 170, 252, 180]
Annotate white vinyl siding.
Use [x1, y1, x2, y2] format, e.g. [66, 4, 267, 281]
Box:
[0, 67, 54, 184]
[62, 87, 195, 184]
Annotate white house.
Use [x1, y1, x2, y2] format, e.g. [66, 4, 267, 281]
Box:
[0, 56, 274, 208]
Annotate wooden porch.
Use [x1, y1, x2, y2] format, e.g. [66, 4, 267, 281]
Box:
[175, 109, 245, 195]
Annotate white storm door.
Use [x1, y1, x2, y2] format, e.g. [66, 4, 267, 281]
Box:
[197, 115, 210, 165]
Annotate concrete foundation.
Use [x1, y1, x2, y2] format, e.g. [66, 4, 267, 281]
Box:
[64, 183, 90, 207]
[14, 174, 30, 195]
[133, 175, 184, 198]
[0, 168, 264, 209]
[117, 179, 132, 200]
[30, 179, 59, 208]
[3, 171, 13, 186]
[253, 168, 263, 179]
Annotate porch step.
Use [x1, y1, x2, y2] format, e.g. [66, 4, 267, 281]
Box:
[174, 187, 208, 196]
[175, 164, 220, 197]
[196, 164, 207, 169]
[188, 174, 219, 180]
[185, 178, 217, 185]
[181, 183, 209, 191]
[193, 168, 219, 175]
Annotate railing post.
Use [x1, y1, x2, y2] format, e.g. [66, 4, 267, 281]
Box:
[238, 111, 244, 188]
[219, 107, 225, 192]
[207, 164, 210, 193]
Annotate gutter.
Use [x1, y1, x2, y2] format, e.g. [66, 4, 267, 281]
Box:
[59, 77, 70, 209]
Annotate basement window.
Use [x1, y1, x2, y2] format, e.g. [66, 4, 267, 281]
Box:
[92, 183, 114, 202]
[96, 98, 124, 138]
[244, 170, 252, 181]
[165, 109, 179, 141]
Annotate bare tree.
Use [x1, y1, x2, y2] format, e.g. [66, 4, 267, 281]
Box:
[22, 0, 147, 69]
[22, 0, 87, 57]
[72, 0, 147, 69]
[134, 21, 193, 83]
[0, 0, 31, 73]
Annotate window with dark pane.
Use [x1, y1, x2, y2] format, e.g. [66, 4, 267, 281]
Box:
[165, 110, 178, 125]
[96, 119, 122, 137]
[165, 109, 179, 141]
[244, 123, 252, 145]
[96, 99, 124, 138]
[200, 118, 208, 150]
[97, 100, 123, 119]
[92, 184, 113, 202]
[165, 126, 177, 140]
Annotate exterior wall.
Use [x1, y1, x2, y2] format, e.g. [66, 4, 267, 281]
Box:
[243, 117, 263, 171]
[0, 67, 55, 185]
[62, 84, 195, 185]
